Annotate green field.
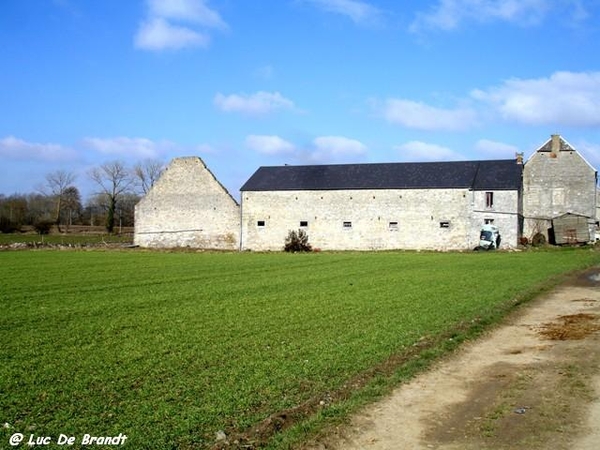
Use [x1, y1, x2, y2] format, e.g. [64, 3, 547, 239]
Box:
[1, 249, 599, 449]
[0, 232, 132, 246]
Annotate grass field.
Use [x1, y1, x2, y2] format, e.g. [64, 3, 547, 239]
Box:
[1, 248, 599, 449]
[0, 232, 133, 246]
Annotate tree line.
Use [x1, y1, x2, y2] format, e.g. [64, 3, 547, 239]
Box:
[0, 160, 163, 234]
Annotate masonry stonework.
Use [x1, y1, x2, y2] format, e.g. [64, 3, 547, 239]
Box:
[523, 135, 597, 242]
[134, 157, 240, 250]
[134, 135, 596, 251]
[241, 188, 521, 251]
[242, 189, 469, 251]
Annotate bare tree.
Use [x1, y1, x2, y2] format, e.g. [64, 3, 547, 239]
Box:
[134, 159, 164, 195]
[61, 186, 82, 230]
[44, 170, 76, 232]
[89, 161, 134, 233]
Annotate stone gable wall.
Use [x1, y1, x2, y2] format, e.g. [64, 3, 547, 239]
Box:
[134, 157, 240, 250]
[523, 150, 596, 240]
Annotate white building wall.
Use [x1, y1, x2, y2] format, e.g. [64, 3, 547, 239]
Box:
[134, 157, 240, 250]
[241, 188, 521, 251]
[470, 190, 521, 249]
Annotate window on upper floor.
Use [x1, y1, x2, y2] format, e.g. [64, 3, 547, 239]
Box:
[257, 220, 265, 227]
[485, 192, 494, 208]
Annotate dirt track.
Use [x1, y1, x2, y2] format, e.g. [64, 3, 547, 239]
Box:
[308, 268, 600, 450]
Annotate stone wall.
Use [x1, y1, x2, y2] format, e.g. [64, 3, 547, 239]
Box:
[134, 157, 240, 250]
[470, 190, 521, 249]
[241, 188, 520, 251]
[523, 137, 597, 241]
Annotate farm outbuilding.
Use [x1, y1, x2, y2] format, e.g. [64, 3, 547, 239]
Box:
[551, 213, 593, 245]
[133, 134, 598, 252]
[134, 157, 240, 250]
[240, 159, 523, 251]
[522, 135, 598, 243]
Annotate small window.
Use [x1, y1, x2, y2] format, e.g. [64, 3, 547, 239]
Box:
[485, 192, 494, 208]
[440, 221, 450, 228]
[300, 221, 308, 227]
[257, 220, 265, 227]
[484, 219, 494, 225]
[343, 221, 352, 229]
[389, 221, 399, 230]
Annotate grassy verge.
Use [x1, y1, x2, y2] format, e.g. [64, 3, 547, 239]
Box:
[1, 248, 599, 449]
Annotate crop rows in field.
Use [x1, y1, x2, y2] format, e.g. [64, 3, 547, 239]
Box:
[1, 248, 598, 449]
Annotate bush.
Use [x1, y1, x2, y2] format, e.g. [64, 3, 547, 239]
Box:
[33, 220, 53, 235]
[0, 217, 19, 233]
[284, 229, 312, 252]
[531, 232, 547, 247]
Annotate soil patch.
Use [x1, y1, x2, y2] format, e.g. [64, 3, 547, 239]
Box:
[537, 313, 600, 340]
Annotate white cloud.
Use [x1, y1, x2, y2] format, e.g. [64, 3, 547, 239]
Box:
[304, 0, 383, 25]
[410, 0, 582, 32]
[135, 18, 209, 50]
[394, 141, 464, 161]
[472, 71, 600, 127]
[245, 135, 295, 155]
[147, 0, 227, 29]
[307, 135, 368, 162]
[474, 139, 520, 158]
[244, 134, 367, 162]
[82, 137, 173, 159]
[214, 91, 296, 115]
[135, 0, 226, 51]
[380, 98, 477, 131]
[0, 136, 76, 161]
[313, 136, 367, 154]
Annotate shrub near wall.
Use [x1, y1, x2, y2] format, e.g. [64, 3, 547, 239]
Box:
[284, 229, 312, 252]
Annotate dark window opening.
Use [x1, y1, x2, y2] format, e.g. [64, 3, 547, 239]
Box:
[343, 221, 352, 228]
[485, 192, 494, 208]
[257, 220, 265, 227]
[440, 221, 450, 228]
[300, 221, 308, 227]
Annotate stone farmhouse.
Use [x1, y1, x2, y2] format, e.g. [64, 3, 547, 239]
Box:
[523, 134, 597, 244]
[134, 135, 598, 251]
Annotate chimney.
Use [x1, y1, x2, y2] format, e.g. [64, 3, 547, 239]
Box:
[551, 134, 561, 155]
[515, 152, 524, 164]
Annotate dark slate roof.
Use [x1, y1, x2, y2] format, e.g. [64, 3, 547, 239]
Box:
[241, 159, 522, 192]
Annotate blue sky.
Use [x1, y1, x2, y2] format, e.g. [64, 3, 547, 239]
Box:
[2, 0, 600, 201]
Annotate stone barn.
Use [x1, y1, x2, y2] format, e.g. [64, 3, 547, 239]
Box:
[134, 134, 597, 251]
[522, 135, 597, 243]
[239, 159, 523, 251]
[134, 157, 240, 250]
